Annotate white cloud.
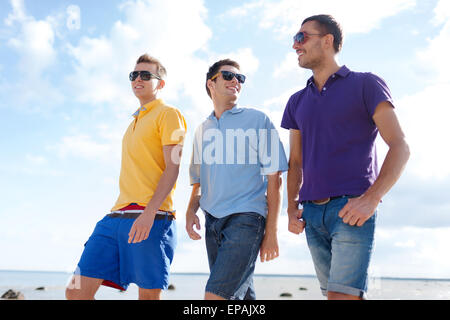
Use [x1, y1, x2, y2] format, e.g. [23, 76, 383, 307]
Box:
[396, 84, 450, 179]
[5, 0, 56, 74]
[225, 0, 416, 37]
[433, 0, 450, 25]
[2, 0, 65, 110]
[273, 52, 308, 79]
[211, 47, 260, 76]
[417, 17, 450, 83]
[4, 0, 27, 26]
[25, 154, 47, 166]
[373, 227, 450, 278]
[396, 2, 450, 180]
[49, 134, 118, 162]
[65, 0, 213, 117]
[66, 5, 81, 31]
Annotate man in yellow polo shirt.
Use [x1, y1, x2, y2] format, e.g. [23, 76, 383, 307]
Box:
[66, 54, 186, 300]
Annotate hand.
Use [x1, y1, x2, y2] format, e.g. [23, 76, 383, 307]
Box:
[128, 209, 155, 244]
[287, 207, 305, 234]
[338, 196, 378, 227]
[259, 233, 279, 262]
[186, 211, 201, 240]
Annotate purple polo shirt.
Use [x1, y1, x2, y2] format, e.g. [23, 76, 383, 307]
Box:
[281, 65, 393, 202]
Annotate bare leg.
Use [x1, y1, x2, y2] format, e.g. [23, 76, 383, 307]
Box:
[205, 291, 226, 300]
[328, 291, 362, 300]
[65, 275, 103, 300]
[139, 288, 162, 300]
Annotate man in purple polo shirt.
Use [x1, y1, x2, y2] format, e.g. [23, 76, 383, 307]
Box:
[281, 14, 410, 300]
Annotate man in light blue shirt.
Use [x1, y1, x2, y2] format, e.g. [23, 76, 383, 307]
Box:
[186, 59, 288, 300]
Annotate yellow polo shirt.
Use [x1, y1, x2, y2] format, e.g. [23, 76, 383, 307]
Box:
[111, 98, 186, 215]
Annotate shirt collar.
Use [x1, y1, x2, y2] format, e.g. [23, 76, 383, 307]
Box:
[307, 65, 351, 86]
[207, 104, 244, 119]
[132, 98, 163, 118]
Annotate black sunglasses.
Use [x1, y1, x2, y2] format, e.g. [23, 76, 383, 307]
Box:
[129, 70, 161, 81]
[210, 70, 246, 84]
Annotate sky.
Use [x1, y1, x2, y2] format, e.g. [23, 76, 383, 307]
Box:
[0, 0, 450, 280]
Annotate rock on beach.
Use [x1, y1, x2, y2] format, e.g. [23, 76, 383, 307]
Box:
[1, 289, 25, 300]
[280, 292, 292, 297]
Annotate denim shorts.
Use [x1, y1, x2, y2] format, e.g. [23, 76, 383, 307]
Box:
[302, 196, 376, 298]
[76, 214, 176, 290]
[204, 211, 266, 300]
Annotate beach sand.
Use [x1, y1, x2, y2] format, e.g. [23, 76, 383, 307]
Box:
[2, 271, 449, 300]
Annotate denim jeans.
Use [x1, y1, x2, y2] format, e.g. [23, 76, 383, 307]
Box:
[302, 196, 376, 298]
[204, 211, 266, 300]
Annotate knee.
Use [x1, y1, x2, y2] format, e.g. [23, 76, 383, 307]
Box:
[65, 286, 94, 300]
[138, 288, 161, 300]
[327, 291, 361, 300]
[65, 286, 78, 300]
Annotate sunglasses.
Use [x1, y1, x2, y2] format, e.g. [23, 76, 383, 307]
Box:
[293, 31, 324, 44]
[129, 70, 161, 81]
[210, 70, 246, 84]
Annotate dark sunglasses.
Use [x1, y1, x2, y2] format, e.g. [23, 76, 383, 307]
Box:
[129, 70, 161, 81]
[293, 31, 324, 44]
[210, 70, 246, 84]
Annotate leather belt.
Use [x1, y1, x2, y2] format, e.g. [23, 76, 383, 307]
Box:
[107, 210, 174, 220]
[303, 195, 359, 205]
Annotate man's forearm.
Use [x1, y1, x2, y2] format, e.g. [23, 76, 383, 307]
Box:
[364, 140, 410, 202]
[186, 183, 201, 215]
[266, 173, 282, 234]
[145, 165, 180, 213]
[287, 163, 303, 214]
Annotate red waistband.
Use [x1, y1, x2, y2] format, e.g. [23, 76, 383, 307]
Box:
[119, 203, 146, 211]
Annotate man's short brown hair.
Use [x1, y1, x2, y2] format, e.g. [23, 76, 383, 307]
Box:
[205, 58, 240, 98]
[136, 54, 167, 79]
[302, 14, 343, 53]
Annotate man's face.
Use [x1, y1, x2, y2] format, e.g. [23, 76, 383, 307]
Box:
[293, 21, 327, 70]
[209, 65, 242, 101]
[131, 62, 162, 103]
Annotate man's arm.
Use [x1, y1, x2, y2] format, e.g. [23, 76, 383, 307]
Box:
[339, 101, 410, 226]
[128, 144, 183, 243]
[287, 129, 306, 234]
[186, 183, 202, 240]
[260, 172, 282, 262]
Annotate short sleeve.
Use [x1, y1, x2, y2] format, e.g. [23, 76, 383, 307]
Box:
[281, 95, 299, 130]
[363, 73, 394, 117]
[259, 114, 289, 175]
[160, 108, 187, 146]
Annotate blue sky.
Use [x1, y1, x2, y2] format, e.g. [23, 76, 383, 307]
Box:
[1, 0, 450, 279]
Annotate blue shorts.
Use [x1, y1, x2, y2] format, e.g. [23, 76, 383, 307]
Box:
[76, 214, 176, 290]
[302, 196, 376, 298]
[204, 211, 266, 300]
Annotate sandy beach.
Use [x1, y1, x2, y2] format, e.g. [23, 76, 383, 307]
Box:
[1, 271, 450, 300]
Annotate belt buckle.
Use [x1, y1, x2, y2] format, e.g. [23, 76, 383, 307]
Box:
[312, 197, 331, 205]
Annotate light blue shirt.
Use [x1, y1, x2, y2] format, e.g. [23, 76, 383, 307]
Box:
[189, 105, 288, 218]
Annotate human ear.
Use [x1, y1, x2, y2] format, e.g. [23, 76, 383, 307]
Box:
[157, 79, 165, 90]
[324, 34, 335, 51]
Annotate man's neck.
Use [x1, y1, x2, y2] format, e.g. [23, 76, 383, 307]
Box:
[311, 59, 341, 91]
[139, 96, 157, 107]
[212, 98, 237, 119]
